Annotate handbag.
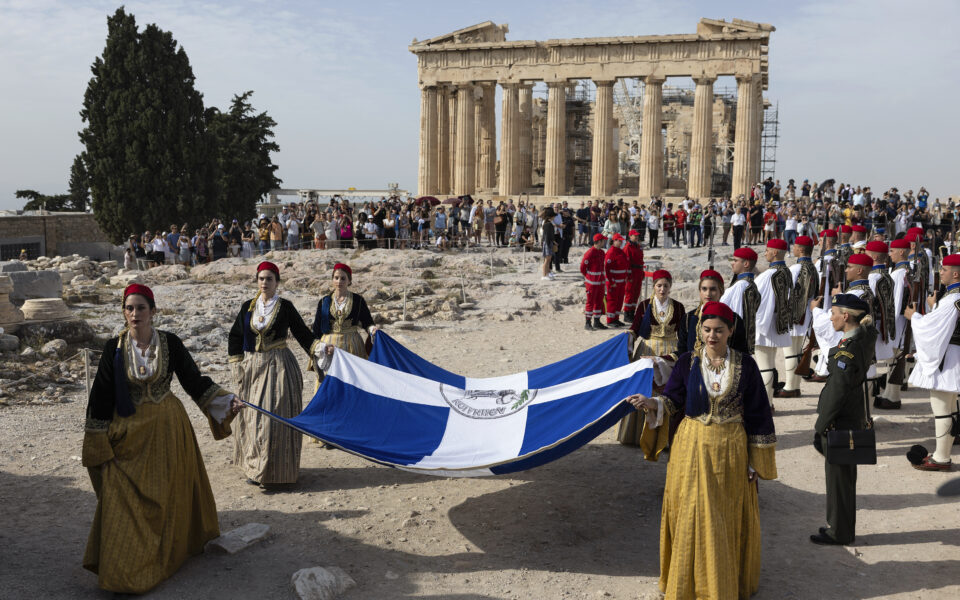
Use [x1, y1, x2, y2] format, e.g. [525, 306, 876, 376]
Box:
[824, 381, 877, 465]
[493, 216, 503, 225]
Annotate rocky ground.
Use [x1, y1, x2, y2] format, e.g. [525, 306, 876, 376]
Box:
[1, 244, 958, 599]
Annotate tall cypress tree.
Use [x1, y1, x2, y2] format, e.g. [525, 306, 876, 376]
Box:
[67, 154, 90, 211]
[207, 91, 282, 220]
[80, 8, 214, 242]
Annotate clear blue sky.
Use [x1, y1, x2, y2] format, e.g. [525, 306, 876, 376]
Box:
[1, 0, 958, 210]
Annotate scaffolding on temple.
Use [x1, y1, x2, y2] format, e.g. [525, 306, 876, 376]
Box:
[760, 102, 779, 182]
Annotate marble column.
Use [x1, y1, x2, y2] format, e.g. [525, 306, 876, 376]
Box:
[544, 80, 567, 197]
[473, 89, 483, 190]
[454, 83, 476, 196]
[591, 80, 615, 197]
[687, 76, 716, 200]
[478, 83, 497, 190]
[437, 86, 450, 195]
[732, 73, 761, 200]
[499, 82, 521, 196]
[637, 75, 665, 200]
[417, 85, 439, 196]
[518, 84, 533, 190]
[448, 90, 458, 194]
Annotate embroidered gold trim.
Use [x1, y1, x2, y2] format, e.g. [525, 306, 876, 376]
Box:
[85, 417, 111, 432]
[197, 384, 227, 411]
[748, 433, 777, 447]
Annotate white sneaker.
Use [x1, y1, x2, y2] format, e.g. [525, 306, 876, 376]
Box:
[541, 276, 553, 281]
[548, 272, 556, 279]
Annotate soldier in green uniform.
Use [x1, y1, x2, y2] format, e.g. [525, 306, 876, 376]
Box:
[809, 293, 877, 546]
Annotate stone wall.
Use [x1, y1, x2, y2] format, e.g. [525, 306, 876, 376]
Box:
[0, 213, 118, 260]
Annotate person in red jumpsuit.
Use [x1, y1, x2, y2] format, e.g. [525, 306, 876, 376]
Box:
[604, 233, 629, 327]
[622, 229, 645, 323]
[580, 233, 607, 330]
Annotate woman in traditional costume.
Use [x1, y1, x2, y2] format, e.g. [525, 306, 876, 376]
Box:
[82, 284, 242, 594]
[625, 301, 777, 600]
[618, 269, 686, 445]
[228, 261, 324, 488]
[311, 262, 378, 369]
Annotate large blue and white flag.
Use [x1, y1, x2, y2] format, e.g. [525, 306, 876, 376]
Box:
[244, 333, 652, 477]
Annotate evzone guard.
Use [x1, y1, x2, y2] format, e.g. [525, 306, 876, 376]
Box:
[864, 241, 898, 410]
[879, 238, 913, 407]
[622, 229, 645, 323]
[720, 246, 761, 355]
[904, 253, 960, 472]
[780, 235, 819, 398]
[809, 229, 841, 382]
[604, 234, 630, 328]
[580, 233, 607, 330]
[753, 238, 794, 404]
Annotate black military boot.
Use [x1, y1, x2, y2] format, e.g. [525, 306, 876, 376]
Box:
[584, 317, 594, 331]
[593, 318, 608, 330]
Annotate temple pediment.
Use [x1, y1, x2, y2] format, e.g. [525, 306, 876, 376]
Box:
[411, 21, 509, 47]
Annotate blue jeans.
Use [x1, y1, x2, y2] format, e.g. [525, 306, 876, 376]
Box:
[784, 230, 797, 246]
[259, 241, 268, 255]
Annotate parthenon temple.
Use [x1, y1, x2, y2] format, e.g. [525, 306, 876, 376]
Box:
[410, 18, 775, 201]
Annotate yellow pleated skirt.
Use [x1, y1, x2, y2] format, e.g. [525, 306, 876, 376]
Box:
[83, 396, 220, 594]
[659, 418, 762, 600]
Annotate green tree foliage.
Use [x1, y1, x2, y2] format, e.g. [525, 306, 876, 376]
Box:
[207, 91, 282, 219]
[68, 154, 91, 212]
[16, 189, 72, 212]
[79, 8, 215, 243]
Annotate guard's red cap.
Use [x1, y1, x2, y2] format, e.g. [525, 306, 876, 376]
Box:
[890, 238, 911, 249]
[701, 301, 735, 324]
[612, 233, 625, 241]
[766, 238, 788, 250]
[257, 261, 280, 279]
[906, 232, 922, 243]
[333, 262, 352, 280]
[908, 227, 925, 237]
[593, 233, 606, 242]
[851, 225, 867, 233]
[628, 229, 640, 237]
[865, 241, 888, 253]
[944, 254, 960, 267]
[651, 269, 672, 282]
[820, 229, 837, 238]
[795, 235, 814, 247]
[840, 225, 853, 233]
[700, 269, 723, 281]
[848, 253, 873, 267]
[733, 247, 758, 261]
[123, 283, 154, 304]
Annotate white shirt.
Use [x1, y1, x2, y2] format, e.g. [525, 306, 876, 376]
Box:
[755, 265, 792, 347]
[731, 213, 746, 227]
[908, 288, 960, 393]
[252, 293, 280, 331]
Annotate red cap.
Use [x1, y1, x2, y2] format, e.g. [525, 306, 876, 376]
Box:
[820, 229, 837, 238]
[851, 225, 867, 233]
[865, 240, 888, 253]
[847, 253, 873, 267]
[593, 233, 606, 242]
[611, 233, 625, 241]
[628, 229, 640, 237]
[766, 238, 788, 250]
[651, 269, 672, 282]
[839, 225, 853, 234]
[701, 301, 735, 324]
[906, 232, 922, 243]
[890, 238, 910, 249]
[733, 247, 758, 262]
[257, 261, 280, 279]
[700, 269, 723, 281]
[795, 235, 814, 247]
[123, 283, 154, 304]
[908, 227, 924, 237]
[943, 254, 960, 267]
[333, 262, 352, 280]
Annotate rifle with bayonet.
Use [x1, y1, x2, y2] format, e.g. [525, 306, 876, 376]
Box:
[888, 259, 920, 387]
[795, 232, 827, 376]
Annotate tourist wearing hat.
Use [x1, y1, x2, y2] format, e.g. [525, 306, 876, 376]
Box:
[865, 241, 898, 409]
[623, 300, 776, 597]
[904, 253, 960, 472]
[720, 246, 761, 354]
[619, 269, 686, 446]
[753, 238, 793, 403]
[580, 234, 608, 330]
[781, 235, 820, 397]
[676, 269, 749, 356]
[622, 229, 645, 323]
[603, 234, 630, 327]
[810, 293, 876, 546]
[811, 253, 877, 383]
[228, 261, 326, 489]
[83, 284, 242, 593]
[879, 239, 914, 407]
